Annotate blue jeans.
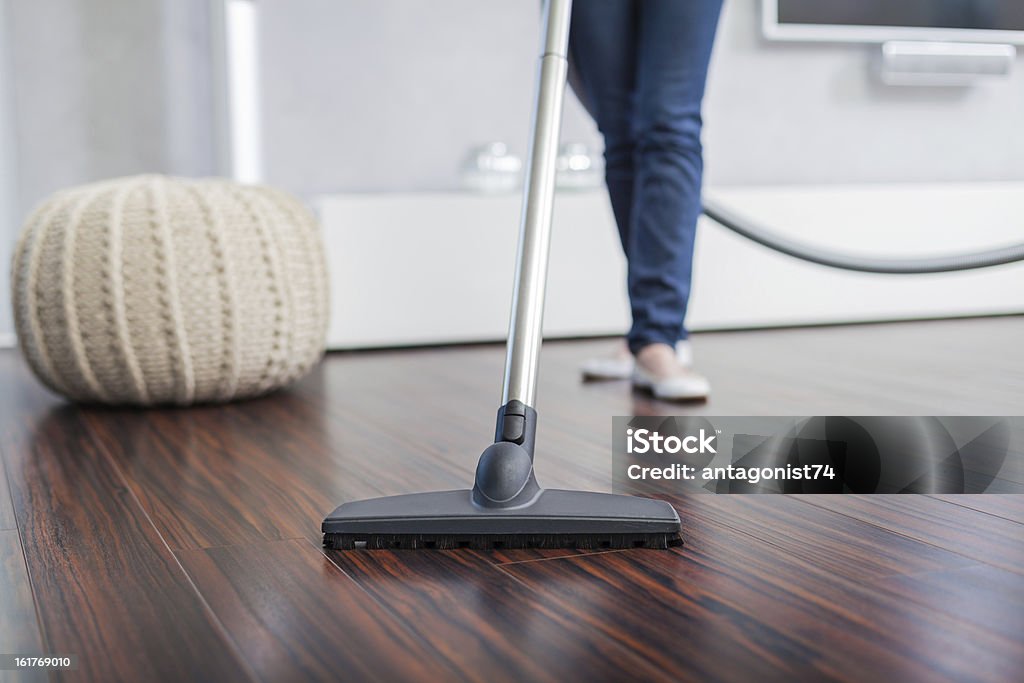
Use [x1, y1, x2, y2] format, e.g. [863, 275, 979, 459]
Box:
[569, 0, 723, 353]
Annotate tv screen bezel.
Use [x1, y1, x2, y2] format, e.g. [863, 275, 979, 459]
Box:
[762, 0, 1024, 44]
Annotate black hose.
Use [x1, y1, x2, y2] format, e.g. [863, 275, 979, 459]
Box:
[701, 198, 1024, 274]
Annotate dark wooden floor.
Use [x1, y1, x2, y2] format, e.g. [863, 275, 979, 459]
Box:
[1, 316, 1022, 683]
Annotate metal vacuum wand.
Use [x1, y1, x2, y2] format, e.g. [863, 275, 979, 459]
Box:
[501, 0, 573, 409]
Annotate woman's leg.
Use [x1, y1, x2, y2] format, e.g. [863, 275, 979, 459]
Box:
[568, 0, 638, 255]
[626, 0, 723, 353]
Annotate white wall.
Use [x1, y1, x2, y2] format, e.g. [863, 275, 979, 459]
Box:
[253, 0, 1024, 197]
[5, 0, 218, 217]
[0, 0, 16, 344]
[703, 0, 1024, 186]
[0, 0, 220, 343]
[256, 0, 601, 196]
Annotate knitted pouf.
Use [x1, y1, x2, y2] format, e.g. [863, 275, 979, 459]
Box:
[10, 175, 329, 405]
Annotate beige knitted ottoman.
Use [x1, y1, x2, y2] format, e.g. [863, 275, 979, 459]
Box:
[10, 175, 329, 405]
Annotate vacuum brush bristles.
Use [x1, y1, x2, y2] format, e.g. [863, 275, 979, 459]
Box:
[322, 487, 682, 550]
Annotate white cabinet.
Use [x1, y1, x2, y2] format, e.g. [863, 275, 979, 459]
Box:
[319, 184, 1024, 349]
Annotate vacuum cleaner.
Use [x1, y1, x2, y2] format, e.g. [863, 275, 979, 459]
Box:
[323, 0, 1024, 551]
[323, 0, 682, 551]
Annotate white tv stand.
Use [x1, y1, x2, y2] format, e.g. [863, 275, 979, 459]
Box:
[318, 182, 1024, 349]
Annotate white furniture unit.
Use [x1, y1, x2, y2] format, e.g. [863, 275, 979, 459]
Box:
[319, 183, 1024, 349]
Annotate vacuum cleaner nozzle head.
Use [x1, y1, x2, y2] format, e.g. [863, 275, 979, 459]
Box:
[322, 488, 682, 551]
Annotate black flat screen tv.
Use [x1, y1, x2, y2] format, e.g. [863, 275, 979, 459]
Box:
[763, 0, 1024, 43]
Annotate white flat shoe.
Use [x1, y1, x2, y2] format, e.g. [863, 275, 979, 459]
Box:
[632, 365, 710, 401]
[581, 340, 693, 380]
[631, 342, 709, 401]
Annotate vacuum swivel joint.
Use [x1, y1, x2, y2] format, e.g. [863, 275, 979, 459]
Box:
[472, 401, 541, 508]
